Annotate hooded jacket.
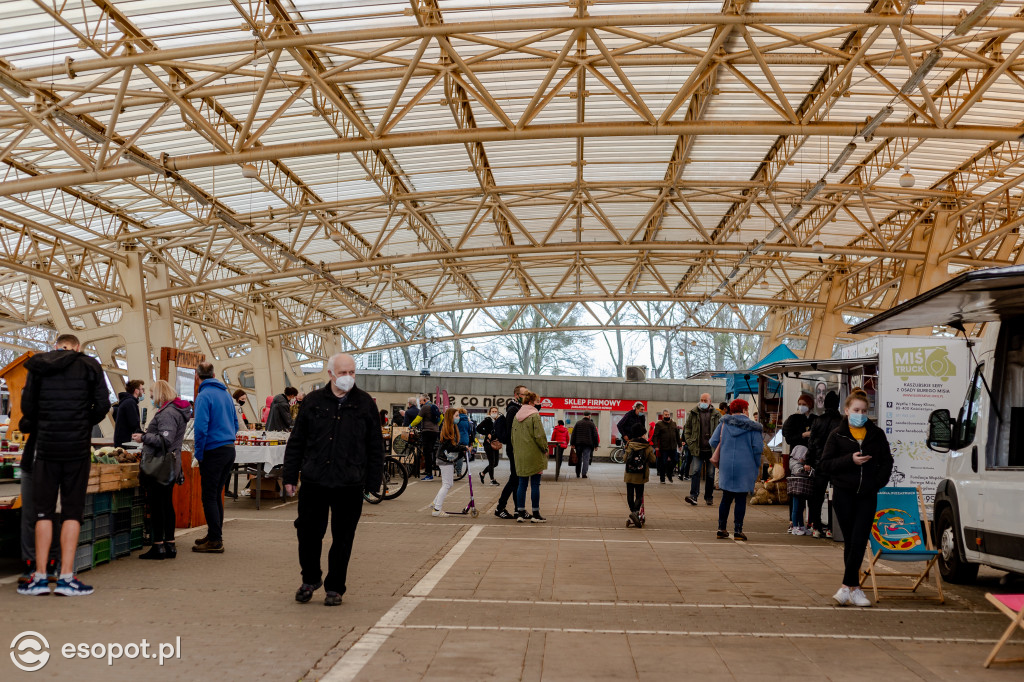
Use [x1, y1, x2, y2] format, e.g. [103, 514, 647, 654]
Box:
[818, 418, 893, 494]
[266, 393, 295, 431]
[782, 411, 813, 449]
[282, 385, 384, 490]
[616, 409, 645, 444]
[623, 438, 657, 484]
[113, 391, 142, 447]
[193, 378, 238, 461]
[683, 405, 721, 457]
[142, 398, 191, 485]
[709, 414, 764, 493]
[511, 404, 548, 477]
[261, 396, 273, 424]
[456, 413, 474, 446]
[569, 417, 599, 448]
[20, 349, 110, 462]
[551, 424, 569, 448]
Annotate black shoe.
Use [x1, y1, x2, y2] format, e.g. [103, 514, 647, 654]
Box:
[516, 511, 532, 523]
[479, 472, 485, 485]
[717, 530, 730, 539]
[629, 512, 641, 527]
[685, 496, 697, 506]
[164, 543, 177, 559]
[490, 479, 499, 486]
[324, 591, 342, 606]
[530, 513, 546, 523]
[582, 475, 588, 479]
[295, 580, 322, 603]
[734, 532, 748, 541]
[705, 499, 714, 506]
[139, 544, 166, 560]
[495, 509, 514, 520]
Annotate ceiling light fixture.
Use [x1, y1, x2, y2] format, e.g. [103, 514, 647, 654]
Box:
[803, 179, 826, 202]
[174, 178, 210, 206]
[53, 109, 107, 143]
[900, 48, 943, 94]
[812, 240, 825, 252]
[784, 205, 802, 223]
[216, 210, 248, 230]
[241, 163, 258, 179]
[861, 105, 894, 140]
[124, 151, 168, 176]
[828, 142, 857, 173]
[954, 0, 1001, 36]
[900, 163, 916, 188]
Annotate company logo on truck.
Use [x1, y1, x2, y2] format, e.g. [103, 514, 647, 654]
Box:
[891, 346, 956, 381]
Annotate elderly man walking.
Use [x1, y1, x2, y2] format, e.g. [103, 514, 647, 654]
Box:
[284, 353, 383, 606]
[684, 392, 721, 506]
[652, 409, 681, 483]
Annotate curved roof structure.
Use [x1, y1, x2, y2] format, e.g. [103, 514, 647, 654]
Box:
[1, 0, 1022, 370]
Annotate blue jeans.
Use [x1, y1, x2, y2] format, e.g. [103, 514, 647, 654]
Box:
[574, 446, 593, 477]
[689, 457, 715, 501]
[790, 495, 807, 527]
[680, 446, 692, 478]
[516, 473, 541, 512]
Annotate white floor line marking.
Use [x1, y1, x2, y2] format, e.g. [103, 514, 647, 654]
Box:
[416, 482, 467, 512]
[419, 597, 996, 615]
[474, 535, 835, 548]
[322, 524, 483, 682]
[395, 624, 1017, 645]
[269, 500, 296, 509]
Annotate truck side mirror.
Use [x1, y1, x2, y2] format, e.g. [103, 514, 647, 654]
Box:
[927, 409, 954, 452]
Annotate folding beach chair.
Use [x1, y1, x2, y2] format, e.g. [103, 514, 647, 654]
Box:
[984, 593, 1024, 668]
[859, 486, 944, 604]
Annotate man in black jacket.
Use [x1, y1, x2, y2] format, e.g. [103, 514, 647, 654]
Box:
[616, 402, 646, 445]
[18, 334, 110, 596]
[112, 379, 145, 446]
[569, 411, 599, 478]
[806, 390, 843, 538]
[266, 386, 297, 431]
[494, 384, 527, 519]
[283, 353, 383, 606]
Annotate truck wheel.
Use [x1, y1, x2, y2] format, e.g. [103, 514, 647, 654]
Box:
[937, 506, 979, 584]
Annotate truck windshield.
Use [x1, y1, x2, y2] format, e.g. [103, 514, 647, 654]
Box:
[990, 317, 1024, 468]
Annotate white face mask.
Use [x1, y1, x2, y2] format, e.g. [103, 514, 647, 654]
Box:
[334, 375, 355, 392]
[798, 404, 810, 414]
[698, 402, 710, 410]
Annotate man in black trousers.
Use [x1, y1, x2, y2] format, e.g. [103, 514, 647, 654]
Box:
[493, 384, 527, 520]
[283, 353, 383, 606]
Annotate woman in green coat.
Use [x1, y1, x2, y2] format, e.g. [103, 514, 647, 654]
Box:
[511, 391, 549, 523]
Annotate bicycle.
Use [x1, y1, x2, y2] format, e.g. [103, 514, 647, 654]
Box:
[609, 445, 625, 464]
[364, 455, 410, 503]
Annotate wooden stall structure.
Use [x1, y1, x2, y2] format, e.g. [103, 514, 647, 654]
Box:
[0, 352, 34, 439]
[159, 347, 210, 528]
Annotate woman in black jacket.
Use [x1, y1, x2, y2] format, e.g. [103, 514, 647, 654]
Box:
[818, 392, 893, 607]
[806, 390, 843, 537]
[781, 393, 814, 449]
[476, 407, 502, 486]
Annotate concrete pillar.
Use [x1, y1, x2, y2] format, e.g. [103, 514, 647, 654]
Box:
[115, 250, 154, 381]
[898, 210, 956, 335]
[148, 259, 175, 360]
[250, 302, 285, 404]
[805, 276, 846, 358]
[761, 308, 786, 356]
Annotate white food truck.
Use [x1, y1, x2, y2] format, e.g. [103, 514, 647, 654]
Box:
[850, 265, 1024, 583]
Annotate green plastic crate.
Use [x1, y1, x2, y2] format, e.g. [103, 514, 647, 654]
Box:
[92, 492, 113, 515]
[131, 504, 145, 529]
[113, 488, 133, 511]
[112, 532, 130, 558]
[129, 527, 143, 551]
[92, 538, 111, 566]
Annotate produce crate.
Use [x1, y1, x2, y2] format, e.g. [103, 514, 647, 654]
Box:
[82, 494, 94, 519]
[74, 543, 92, 573]
[113, 509, 131, 534]
[92, 492, 113, 515]
[131, 503, 145, 529]
[129, 527, 143, 551]
[92, 512, 112, 539]
[78, 517, 94, 545]
[87, 464, 122, 493]
[92, 538, 111, 566]
[113, 488, 133, 511]
[112, 531, 130, 558]
[119, 464, 139, 489]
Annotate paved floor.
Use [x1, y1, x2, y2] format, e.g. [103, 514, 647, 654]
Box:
[1, 461, 1022, 681]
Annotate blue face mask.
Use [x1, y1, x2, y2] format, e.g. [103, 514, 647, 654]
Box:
[849, 413, 868, 428]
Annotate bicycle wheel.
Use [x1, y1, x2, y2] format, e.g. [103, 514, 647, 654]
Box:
[381, 456, 409, 500]
[453, 453, 468, 481]
[363, 489, 383, 504]
[610, 446, 625, 464]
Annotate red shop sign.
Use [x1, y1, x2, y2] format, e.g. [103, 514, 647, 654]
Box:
[538, 398, 647, 411]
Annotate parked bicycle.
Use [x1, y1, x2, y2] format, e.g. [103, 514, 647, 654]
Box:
[364, 455, 409, 503]
[609, 445, 625, 464]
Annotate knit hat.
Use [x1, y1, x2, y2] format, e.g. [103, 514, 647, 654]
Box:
[824, 390, 840, 410]
[630, 422, 648, 439]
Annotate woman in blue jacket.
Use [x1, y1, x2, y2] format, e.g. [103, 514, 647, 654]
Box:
[709, 399, 764, 541]
[457, 409, 474, 448]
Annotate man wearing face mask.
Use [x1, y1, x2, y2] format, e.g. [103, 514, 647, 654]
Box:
[616, 402, 647, 447]
[113, 379, 145, 447]
[266, 386, 298, 431]
[283, 353, 383, 606]
[782, 394, 815, 451]
[651, 410, 682, 483]
[683, 393, 721, 506]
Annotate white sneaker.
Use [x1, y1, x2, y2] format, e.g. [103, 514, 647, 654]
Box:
[792, 526, 804, 536]
[431, 509, 449, 518]
[849, 588, 872, 607]
[832, 586, 851, 606]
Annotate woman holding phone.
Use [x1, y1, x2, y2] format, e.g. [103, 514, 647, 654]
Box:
[819, 391, 893, 607]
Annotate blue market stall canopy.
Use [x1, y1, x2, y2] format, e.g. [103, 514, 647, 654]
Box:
[749, 344, 799, 372]
[726, 373, 780, 398]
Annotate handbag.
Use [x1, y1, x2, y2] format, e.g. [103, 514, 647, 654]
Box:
[568, 447, 578, 466]
[140, 434, 173, 484]
[710, 443, 721, 468]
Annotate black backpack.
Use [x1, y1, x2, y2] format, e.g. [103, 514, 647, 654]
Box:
[625, 445, 647, 474]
